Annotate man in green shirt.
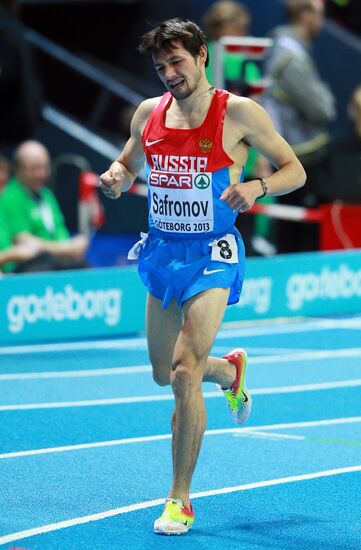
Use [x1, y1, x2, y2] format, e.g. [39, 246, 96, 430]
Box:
[0, 153, 44, 273]
[0, 205, 43, 274]
[0, 141, 88, 272]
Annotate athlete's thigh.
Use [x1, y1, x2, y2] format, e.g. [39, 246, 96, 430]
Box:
[146, 293, 182, 381]
[174, 288, 230, 368]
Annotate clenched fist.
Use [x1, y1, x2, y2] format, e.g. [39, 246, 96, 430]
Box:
[99, 161, 124, 199]
[220, 180, 264, 212]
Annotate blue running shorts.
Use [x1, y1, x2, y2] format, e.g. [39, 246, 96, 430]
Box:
[135, 230, 246, 309]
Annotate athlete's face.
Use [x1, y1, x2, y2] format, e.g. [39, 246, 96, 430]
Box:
[153, 41, 206, 100]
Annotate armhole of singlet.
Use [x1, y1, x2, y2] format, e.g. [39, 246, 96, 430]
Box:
[212, 89, 235, 167]
[141, 93, 171, 143]
[200, 88, 222, 128]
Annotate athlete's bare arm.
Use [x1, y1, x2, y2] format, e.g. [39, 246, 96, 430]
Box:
[221, 96, 307, 212]
[100, 97, 160, 199]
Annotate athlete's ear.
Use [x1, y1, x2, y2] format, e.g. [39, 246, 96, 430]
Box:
[198, 44, 208, 65]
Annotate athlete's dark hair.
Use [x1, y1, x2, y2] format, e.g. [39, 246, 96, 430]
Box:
[139, 18, 209, 67]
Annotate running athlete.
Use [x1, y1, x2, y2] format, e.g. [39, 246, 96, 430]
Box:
[100, 18, 306, 536]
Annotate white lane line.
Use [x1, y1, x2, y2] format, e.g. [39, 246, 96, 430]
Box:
[1, 316, 360, 355]
[227, 348, 361, 364]
[0, 431, 305, 460]
[0, 434, 173, 459]
[246, 416, 361, 431]
[0, 337, 148, 355]
[1, 464, 361, 545]
[213, 346, 317, 355]
[0, 395, 175, 411]
[251, 378, 361, 394]
[219, 317, 361, 338]
[191, 465, 361, 498]
[234, 431, 306, 441]
[1, 416, 360, 459]
[1, 347, 360, 380]
[1, 378, 361, 411]
[0, 365, 151, 380]
[222, 316, 361, 332]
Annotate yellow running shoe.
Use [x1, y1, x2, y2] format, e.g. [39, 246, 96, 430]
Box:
[220, 348, 252, 424]
[154, 498, 194, 535]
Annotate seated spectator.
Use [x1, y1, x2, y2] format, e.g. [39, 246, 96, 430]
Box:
[0, 154, 9, 188]
[0, 154, 44, 273]
[0, 141, 89, 273]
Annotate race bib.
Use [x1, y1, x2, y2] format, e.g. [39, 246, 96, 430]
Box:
[148, 170, 214, 234]
[209, 234, 238, 264]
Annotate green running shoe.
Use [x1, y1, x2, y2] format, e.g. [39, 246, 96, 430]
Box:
[220, 348, 252, 424]
[154, 498, 194, 535]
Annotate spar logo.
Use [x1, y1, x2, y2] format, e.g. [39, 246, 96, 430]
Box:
[149, 171, 211, 190]
[194, 174, 210, 190]
[149, 170, 193, 189]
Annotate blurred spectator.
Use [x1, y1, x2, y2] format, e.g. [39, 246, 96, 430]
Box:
[343, 84, 361, 152]
[0, 153, 44, 273]
[0, 141, 89, 273]
[203, 0, 268, 181]
[321, 84, 361, 203]
[0, 0, 43, 150]
[0, 154, 9, 188]
[203, 1, 261, 88]
[263, 0, 336, 252]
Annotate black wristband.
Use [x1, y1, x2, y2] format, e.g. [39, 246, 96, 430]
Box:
[255, 177, 268, 199]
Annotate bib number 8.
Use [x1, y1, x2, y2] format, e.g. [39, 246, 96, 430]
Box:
[217, 239, 232, 260]
[209, 233, 238, 264]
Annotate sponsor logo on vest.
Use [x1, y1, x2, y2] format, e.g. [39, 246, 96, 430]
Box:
[145, 138, 164, 146]
[194, 174, 211, 189]
[149, 171, 193, 189]
[199, 138, 213, 153]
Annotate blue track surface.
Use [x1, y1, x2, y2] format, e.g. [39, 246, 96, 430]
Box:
[1, 315, 361, 549]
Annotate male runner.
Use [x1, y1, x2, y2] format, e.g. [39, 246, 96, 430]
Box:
[100, 18, 306, 535]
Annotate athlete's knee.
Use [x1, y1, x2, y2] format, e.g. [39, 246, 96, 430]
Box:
[171, 353, 204, 394]
[151, 363, 170, 386]
[153, 370, 170, 387]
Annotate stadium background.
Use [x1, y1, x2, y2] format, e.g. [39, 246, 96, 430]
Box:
[18, 0, 361, 238]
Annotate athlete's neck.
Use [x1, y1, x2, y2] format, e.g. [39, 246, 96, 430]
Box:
[172, 82, 215, 115]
